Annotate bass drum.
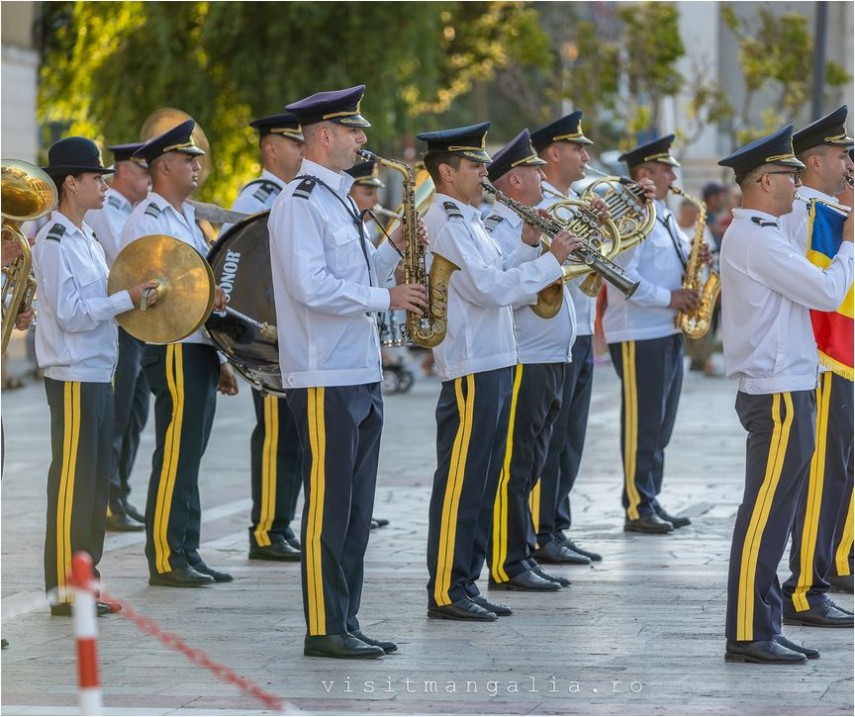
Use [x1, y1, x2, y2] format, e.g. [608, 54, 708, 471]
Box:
[205, 211, 286, 396]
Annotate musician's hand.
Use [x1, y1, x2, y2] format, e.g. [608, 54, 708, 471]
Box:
[588, 196, 611, 223]
[669, 288, 699, 311]
[549, 230, 581, 265]
[128, 281, 160, 309]
[213, 285, 227, 312]
[1, 237, 23, 267]
[389, 283, 428, 314]
[217, 362, 239, 396]
[637, 177, 656, 201]
[521, 220, 542, 247]
[15, 307, 34, 331]
[837, 182, 853, 213]
[390, 219, 428, 254]
[698, 243, 713, 266]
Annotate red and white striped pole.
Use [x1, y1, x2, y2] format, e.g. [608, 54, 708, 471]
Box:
[71, 551, 102, 715]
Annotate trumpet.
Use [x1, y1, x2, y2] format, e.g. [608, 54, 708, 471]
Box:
[794, 191, 852, 215]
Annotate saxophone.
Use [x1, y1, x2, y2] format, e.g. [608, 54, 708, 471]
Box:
[357, 150, 459, 348]
[669, 186, 720, 339]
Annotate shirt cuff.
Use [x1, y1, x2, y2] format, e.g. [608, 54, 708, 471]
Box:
[653, 286, 672, 307]
[110, 290, 135, 316]
[368, 287, 391, 312]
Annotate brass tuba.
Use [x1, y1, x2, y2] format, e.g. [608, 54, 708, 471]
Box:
[357, 149, 459, 348]
[1, 159, 57, 353]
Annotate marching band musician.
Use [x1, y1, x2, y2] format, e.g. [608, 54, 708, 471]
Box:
[718, 125, 854, 664]
[603, 135, 696, 534]
[419, 122, 580, 621]
[227, 112, 306, 563]
[779, 106, 854, 626]
[269, 85, 427, 659]
[483, 129, 573, 592]
[33, 137, 156, 616]
[123, 120, 238, 588]
[85, 142, 151, 533]
[346, 159, 387, 246]
[529, 110, 603, 564]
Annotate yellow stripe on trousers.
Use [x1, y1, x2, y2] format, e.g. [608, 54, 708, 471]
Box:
[621, 342, 642, 520]
[491, 365, 524, 583]
[529, 478, 541, 540]
[736, 393, 794, 641]
[305, 387, 327, 635]
[254, 395, 279, 548]
[55, 382, 81, 603]
[792, 374, 831, 611]
[434, 375, 474, 607]
[153, 344, 185, 574]
[835, 491, 854, 577]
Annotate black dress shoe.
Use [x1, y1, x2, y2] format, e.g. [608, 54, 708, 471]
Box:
[372, 517, 390, 528]
[783, 600, 854, 627]
[427, 598, 498, 621]
[828, 600, 854, 616]
[51, 602, 111, 617]
[531, 565, 571, 587]
[827, 574, 854, 594]
[724, 639, 806, 664]
[489, 570, 561, 591]
[148, 565, 214, 587]
[350, 630, 397, 653]
[249, 541, 301, 562]
[624, 514, 674, 534]
[282, 528, 301, 550]
[122, 500, 146, 524]
[105, 511, 145, 532]
[534, 540, 590, 565]
[773, 634, 819, 660]
[470, 593, 513, 616]
[192, 561, 233, 583]
[560, 537, 602, 562]
[304, 633, 384, 659]
[1, 638, 8, 649]
[654, 506, 691, 528]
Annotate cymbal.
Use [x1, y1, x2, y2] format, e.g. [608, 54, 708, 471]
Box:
[109, 234, 215, 344]
[140, 107, 211, 187]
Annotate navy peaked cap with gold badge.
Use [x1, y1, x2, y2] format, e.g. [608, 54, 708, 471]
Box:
[619, 134, 680, 170]
[285, 85, 370, 128]
[133, 119, 205, 164]
[531, 110, 593, 152]
[487, 129, 546, 182]
[42, 137, 115, 177]
[718, 125, 805, 178]
[346, 160, 385, 188]
[417, 122, 492, 163]
[107, 142, 146, 164]
[249, 112, 305, 141]
[792, 105, 854, 155]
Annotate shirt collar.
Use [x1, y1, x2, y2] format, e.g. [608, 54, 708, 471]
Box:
[797, 185, 836, 203]
[106, 187, 133, 210]
[298, 158, 354, 195]
[733, 207, 779, 223]
[492, 199, 523, 227]
[435, 193, 481, 221]
[147, 191, 197, 223]
[49, 210, 86, 239]
[260, 168, 286, 189]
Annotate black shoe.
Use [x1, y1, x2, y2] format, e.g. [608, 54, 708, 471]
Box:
[828, 600, 854, 616]
[560, 537, 602, 562]
[372, 517, 390, 528]
[654, 506, 691, 528]
[624, 514, 674, 534]
[304, 633, 384, 659]
[50, 602, 111, 617]
[282, 528, 301, 550]
[531, 564, 571, 587]
[192, 561, 233, 583]
[350, 630, 397, 654]
[122, 500, 146, 524]
[470, 593, 513, 616]
[148, 566, 214, 587]
[773, 634, 819, 660]
[427, 598, 498, 621]
[249, 541, 301, 562]
[1, 638, 8, 649]
[489, 570, 561, 591]
[724, 639, 806, 664]
[827, 574, 854, 594]
[783, 600, 854, 627]
[105, 511, 144, 532]
[533, 540, 590, 565]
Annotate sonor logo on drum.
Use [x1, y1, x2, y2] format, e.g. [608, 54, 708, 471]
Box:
[219, 250, 242, 303]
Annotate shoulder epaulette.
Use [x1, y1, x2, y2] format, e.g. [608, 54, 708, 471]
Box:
[484, 214, 504, 231]
[45, 224, 66, 243]
[293, 177, 317, 200]
[751, 216, 777, 228]
[247, 179, 282, 203]
[107, 195, 122, 210]
[443, 201, 464, 220]
[144, 202, 162, 218]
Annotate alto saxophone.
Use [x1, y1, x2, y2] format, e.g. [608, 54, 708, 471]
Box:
[669, 186, 720, 339]
[357, 150, 459, 348]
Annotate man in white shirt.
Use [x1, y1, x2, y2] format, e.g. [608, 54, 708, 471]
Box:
[85, 142, 151, 532]
[604, 135, 697, 534]
[779, 106, 854, 625]
[718, 125, 853, 664]
[269, 85, 427, 659]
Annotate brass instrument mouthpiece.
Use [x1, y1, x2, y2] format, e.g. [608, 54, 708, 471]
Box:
[356, 149, 376, 162]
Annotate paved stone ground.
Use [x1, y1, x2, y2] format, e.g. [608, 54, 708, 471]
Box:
[1, 337, 852, 715]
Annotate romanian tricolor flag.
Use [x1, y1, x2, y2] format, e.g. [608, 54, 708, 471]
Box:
[806, 200, 853, 379]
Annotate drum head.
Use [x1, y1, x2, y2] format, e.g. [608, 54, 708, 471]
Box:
[206, 211, 284, 393]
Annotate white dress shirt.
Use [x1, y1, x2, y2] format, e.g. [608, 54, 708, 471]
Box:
[221, 168, 285, 234]
[32, 211, 133, 382]
[84, 187, 133, 268]
[268, 158, 401, 388]
[720, 207, 854, 394]
[120, 191, 213, 346]
[485, 200, 575, 364]
[425, 193, 563, 381]
[603, 198, 688, 343]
